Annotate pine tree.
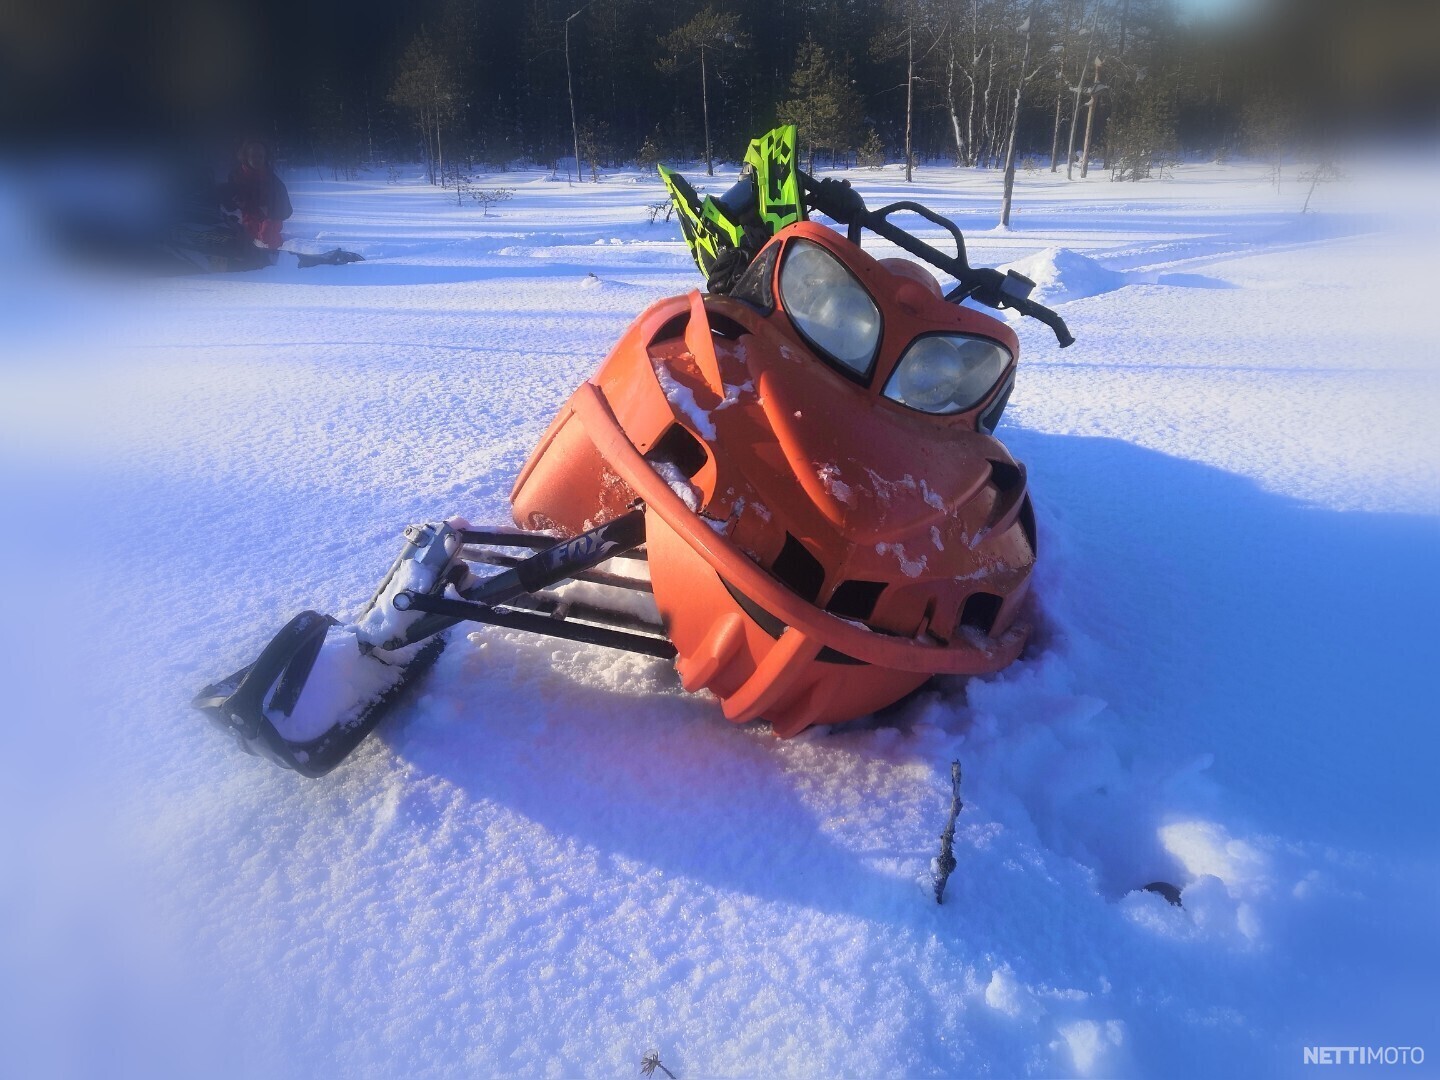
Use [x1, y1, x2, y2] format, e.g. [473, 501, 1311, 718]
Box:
[777, 39, 863, 172]
[658, 7, 751, 176]
[1242, 90, 1296, 191]
[309, 72, 362, 180]
[636, 129, 663, 171]
[1107, 69, 1178, 181]
[858, 128, 887, 167]
[874, 0, 942, 182]
[389, 31, 460, 185]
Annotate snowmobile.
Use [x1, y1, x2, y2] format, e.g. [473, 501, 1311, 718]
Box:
[41, 166, 363, 275]
[194, 126, 1073, 777]
[51, 206, 365, 274]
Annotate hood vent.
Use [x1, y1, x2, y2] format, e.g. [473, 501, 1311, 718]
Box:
[646, 423, 707, 479]
[988, 458, 1023, 495]
[1019, 494, 1037, 554]
[706, 310, 750, 340]
[649, 312, 690, 348]
[979, 373, 1015, 434]
[825, 579, 886, 621]
[958, 591, 1004, 637]
[771, 533, 825, 604]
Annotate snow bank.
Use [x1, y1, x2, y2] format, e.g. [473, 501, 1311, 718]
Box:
[1001, 246, 1128, 306]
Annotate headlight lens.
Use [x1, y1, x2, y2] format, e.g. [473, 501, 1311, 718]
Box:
[778, 238, 881, 377]
[882, 334, 1011, 415]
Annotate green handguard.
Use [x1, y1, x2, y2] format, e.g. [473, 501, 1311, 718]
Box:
[658, 126, 807, 279]
[743, 125, 804, 234]
[657, 164, 744, 277]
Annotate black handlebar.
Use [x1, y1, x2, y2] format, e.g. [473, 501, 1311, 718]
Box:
[871, 200, 971, 268]
[798, 172, 1074, 349]
[1004, 293, 1075, 348]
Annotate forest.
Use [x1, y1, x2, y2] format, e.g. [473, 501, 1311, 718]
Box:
[1, 0, 1433, 178]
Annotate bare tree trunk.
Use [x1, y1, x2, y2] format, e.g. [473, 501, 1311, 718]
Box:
[1066, 3, 1100, 180]
[565, 13, 581, 183]
[1064, 62, 1084, 179]
[1050, 85, 1064, 170]
[999, 14, 1034, 228]
[424, 108, 436, 185]
[984, 68, 1003, 166]
[946, 48, 966, 165]
[1080, 66, 1100, 178]
[701, 48, 713, 176]
[965, 73, 978, 166]
[981, 56, 996, 165]
[965, 1, 981, 167]
[904, 25, 915, 182]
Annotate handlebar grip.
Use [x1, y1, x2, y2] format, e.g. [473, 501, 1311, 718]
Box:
[1010, 296, 1075, 348]
[969, 272, 1074, 348]
[803, 174, 867, 224]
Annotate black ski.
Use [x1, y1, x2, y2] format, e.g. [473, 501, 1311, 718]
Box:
[194, 510, 654, 777]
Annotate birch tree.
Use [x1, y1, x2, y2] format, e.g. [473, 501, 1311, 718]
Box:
[998, 4, 1045, 226]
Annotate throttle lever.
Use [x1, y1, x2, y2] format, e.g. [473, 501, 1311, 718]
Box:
[998, 270, 1036, 302]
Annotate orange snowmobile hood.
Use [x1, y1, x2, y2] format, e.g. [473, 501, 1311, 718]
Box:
[514, 218, 1035, 650]
[697, 223, 1024, 547]
[751, 347, 999, 544]
[508, 220, 1038, 734]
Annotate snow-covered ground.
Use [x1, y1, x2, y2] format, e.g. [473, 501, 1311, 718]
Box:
[1, 158, 1436, 1079]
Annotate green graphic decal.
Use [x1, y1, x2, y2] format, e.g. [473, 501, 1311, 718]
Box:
[744, 125, 803, 233]
[659, 164, 744, 277]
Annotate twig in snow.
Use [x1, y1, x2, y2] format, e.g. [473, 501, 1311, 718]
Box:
[641, 1050, 677, 1079]
[931, 760, 963, 904]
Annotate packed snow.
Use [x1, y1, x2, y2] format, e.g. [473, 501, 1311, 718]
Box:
[0, 157, 1436, 1079]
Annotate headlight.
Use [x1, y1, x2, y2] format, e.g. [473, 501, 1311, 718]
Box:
[882, 334, 1011, 415]
[779, 238, 881, 378]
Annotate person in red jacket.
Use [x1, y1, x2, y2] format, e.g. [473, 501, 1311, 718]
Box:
[223, 139, 292, 250]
